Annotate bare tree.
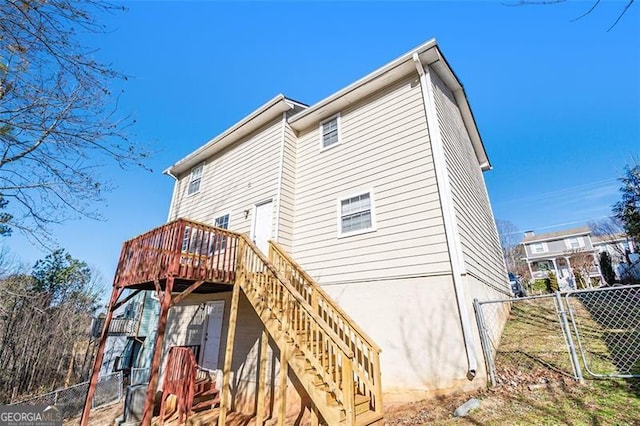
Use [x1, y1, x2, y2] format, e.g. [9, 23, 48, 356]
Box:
[569, 250, 597, 289]
[0, 0, 150, 243]
[0, 249, 102, 403]
[504, 0, 635, 31]
[589, 216, 631, 263]
[496, 219, 521, 272]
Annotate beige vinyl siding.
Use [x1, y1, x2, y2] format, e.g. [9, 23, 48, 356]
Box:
[168, 119, 282, 238]
[276, 120, 297, 251]
[431, 72, 508, 291]
[293, 76, 451, 284]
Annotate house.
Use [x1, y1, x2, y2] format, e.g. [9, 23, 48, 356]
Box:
[522, 227, 604, 289]
[82, 39, 510, 426]
[91, 290, 159, 384]
[592, 233, 637, 281]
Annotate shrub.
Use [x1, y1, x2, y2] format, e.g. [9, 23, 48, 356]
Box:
[599, 252, 616, 285]
[548, 271, 559, 292]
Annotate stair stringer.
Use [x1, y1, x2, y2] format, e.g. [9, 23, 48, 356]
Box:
[239, 282, 345, 425]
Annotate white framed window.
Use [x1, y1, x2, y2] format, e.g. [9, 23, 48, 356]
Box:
[531, 242, 547, 254]
[566, 237, 584, 249]
[187, 163, 204, 195]
[212, 213, 230, 253]
[338, 191, 376, 237]
[320, 114, 341, 150]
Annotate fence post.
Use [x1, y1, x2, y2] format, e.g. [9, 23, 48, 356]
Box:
[118, 371, 123, 401]
[553, 292, 583, 382]
[473, 298, 496, 386]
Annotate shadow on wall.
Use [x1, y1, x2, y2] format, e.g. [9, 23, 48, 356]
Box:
[393, 286, 468, 393]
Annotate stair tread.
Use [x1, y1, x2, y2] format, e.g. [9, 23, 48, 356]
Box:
[354, 410, 384, 425]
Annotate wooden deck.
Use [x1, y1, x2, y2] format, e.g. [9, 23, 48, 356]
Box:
[113, 218, 240, 291]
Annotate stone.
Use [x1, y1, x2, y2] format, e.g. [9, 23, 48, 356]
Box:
[453, 398, 481, 417]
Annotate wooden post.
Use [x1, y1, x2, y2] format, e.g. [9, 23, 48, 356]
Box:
[255, 328, 269, 425]
[277, 347, 288, 426]
[141, 277, 174, 426]
[218, 277, 242, 426]
[80, 286, 121, 426]
[311, 406, 319, 426]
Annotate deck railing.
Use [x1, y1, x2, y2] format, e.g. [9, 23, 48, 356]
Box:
[268, 241, 383, 415]
[91, 317, 135, 337]
[113, 218, 239, 287]
[238, 237, 356, 422]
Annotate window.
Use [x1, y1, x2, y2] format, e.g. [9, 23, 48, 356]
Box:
[321, 115, 340, 149]
[187, 163, 204, 195]
[531, 243, 546, 254]
[339, 192, 375, 236]
[212, 214, 230, 253]
[566, 237, 584, 249]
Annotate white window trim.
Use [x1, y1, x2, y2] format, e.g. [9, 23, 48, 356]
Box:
[319, 113, 342, 152]
[211, 212, 231, 254]
[530, 242, 548, 254]
[566, 236, 584, 249]
[336, 189, 377, 238]
[213, 212, 231, 230]
[187, 162, 205, 196]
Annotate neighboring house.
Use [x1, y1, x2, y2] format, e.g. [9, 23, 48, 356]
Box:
[522, 227, 637, 289]
[592, 233, 638, 281]
[84, 39, 510, 426]
[92, 291, 159, 382]
[522, 227, 600, 289]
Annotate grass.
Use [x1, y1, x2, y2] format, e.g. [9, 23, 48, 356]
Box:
[387, 291, 640, 425]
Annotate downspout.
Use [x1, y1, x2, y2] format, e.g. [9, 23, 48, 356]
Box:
[164, 169, 179, 222]
[413, 52, 478, 379]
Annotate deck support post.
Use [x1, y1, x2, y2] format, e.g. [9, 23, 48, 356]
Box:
[255, 328, 269, 425]
[277, 347, 288, 426]
[218, 278, 242, 426]
[141, 277, 174, 426]
[80, 285, 122, 426]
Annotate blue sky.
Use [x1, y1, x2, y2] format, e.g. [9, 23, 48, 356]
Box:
[5, 1, 639, 293]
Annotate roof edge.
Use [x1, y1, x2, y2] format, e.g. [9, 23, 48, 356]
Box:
[288, 38, 490, 170]
[165, 94, 302, 176]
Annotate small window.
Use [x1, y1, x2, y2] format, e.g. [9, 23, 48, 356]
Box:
[339, 192, 374, 236]
[321, 115, 340, 149]
[566, 237, 583, 249]
[531, 243, 546, 254]
[212, 214, 230, 253]
[187, 163, 204, 195]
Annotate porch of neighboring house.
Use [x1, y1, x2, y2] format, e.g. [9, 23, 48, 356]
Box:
[80, 218, 383, 426]
[526, 255, 603, 290]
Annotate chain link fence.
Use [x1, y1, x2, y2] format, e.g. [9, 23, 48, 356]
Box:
[10, 371, 123, 419]
[130, 368, 150, 385]
[565, 285, 640, 378]
[475, 284, 640, 387]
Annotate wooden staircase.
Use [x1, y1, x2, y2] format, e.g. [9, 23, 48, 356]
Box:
[235, 237, 383, 425]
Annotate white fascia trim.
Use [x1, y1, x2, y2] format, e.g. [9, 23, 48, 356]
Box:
[289, 39, 490, 171]
[165, 169, 179, 223]
[274, 112, 287, 242]
[165, 95, 296, 176]
[414, 53, 478, 379]
[524, 231, 591, 245]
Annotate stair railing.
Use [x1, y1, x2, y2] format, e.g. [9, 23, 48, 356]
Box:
[237, 237, 356, 423]
[268, 241, 383, 416]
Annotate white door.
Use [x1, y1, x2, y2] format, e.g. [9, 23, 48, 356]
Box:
[252, 200, 273, 254]
[201, 301, 225, 370]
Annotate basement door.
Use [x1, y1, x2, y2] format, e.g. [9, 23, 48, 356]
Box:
[252, 200, 273, 254]
[201, 300, 225, 371]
